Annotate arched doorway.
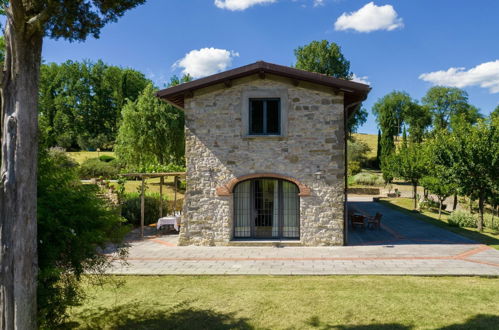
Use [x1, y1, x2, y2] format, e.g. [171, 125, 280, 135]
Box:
[233, 178, 300, 239]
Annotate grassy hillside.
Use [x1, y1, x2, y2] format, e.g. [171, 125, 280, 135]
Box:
[351, 133, 377, 159]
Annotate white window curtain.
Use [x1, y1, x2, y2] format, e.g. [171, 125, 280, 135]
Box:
[272, 179, 279, 237]
[283, 181, 299, 238]
[234, 180, 251, 237]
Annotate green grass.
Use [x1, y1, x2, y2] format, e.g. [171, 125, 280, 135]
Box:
[379, 197, 499, 250]
[68, 151, 115, 164]
[352, 133, 377, 159]
[67, 276, 499, 329]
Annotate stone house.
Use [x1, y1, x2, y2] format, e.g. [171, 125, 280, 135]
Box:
[157, 61, 370, 246]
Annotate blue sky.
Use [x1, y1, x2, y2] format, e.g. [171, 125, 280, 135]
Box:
[41, 0, 499, 134]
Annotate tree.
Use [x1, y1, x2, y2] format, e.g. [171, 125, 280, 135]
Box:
[404, 104, 431, 143]
[37, 148, 128, 327]
[38, 60, 150, 149]
[294, 40, 351, 79]
[0, 1, 145, 328]
[387, 141, 428, 209]
[347, 107, 368, 137]
[115, 81, 185, 168]
[371, 91, 415, 181]
[422, 86, 473, 131]
[420, 176, 454, 219]
[431, 118, 499, 231]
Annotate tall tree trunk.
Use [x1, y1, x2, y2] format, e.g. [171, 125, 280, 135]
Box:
[413, 182, 417, 210]
[0, 14, 43, 329]
[452, 193, 457, 211]
[438, 198, 442, 220]
[477, 195, 484, 232]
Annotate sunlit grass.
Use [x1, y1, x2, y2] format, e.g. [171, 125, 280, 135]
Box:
[68, 151, 115, 164]
[67, 276, 499, 329]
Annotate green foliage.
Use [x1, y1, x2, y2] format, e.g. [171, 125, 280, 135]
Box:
[38, 60, 150, 150]
[43, 1, 146, 41]
[372, 91, 419, 181]
[422, 86, 480, 131]
[37, 149, 129, 328]
[121, 193, 169, 227]
[347, 161, 361, 176]
[115, 81, 186, 167]
[347, 139, 371, 165]
[347, 107, 368, 135]
[79, 158, 121, 179]
[99, 155, 116, 163]
[294, 40, 351, 79]
[448, 210, 477, 228]
[350, 172, 384, 186]
[125, 163, 186, 174]
[420, 176, 453, 202]
[430, 118, 499, 230]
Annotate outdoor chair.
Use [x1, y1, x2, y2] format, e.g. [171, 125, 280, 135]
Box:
[350, 214, 366, 231]
[367, 212, 382, 230]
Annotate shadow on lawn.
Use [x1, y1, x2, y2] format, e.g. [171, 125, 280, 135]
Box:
[377, 200, 499, 248]
[305, 314, 499, 330]
[65, 301, 255, 330]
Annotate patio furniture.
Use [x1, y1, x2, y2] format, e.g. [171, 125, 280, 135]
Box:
[157, 215, 180, 232]
[350, 214, 366, 231]
[367, 212, 382, 230]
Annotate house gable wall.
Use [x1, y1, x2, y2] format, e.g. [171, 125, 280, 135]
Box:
[179, 76, 346, 246]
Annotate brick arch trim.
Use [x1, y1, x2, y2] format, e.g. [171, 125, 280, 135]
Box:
[216, 173, 311, 197]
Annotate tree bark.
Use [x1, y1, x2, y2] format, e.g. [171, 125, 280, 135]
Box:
[413, 182, 417, 210]
[438, 198, 443, 220]
[477, 194, 484, 232]
[0, 10, 43, 329]
[452, 193, 457, 211]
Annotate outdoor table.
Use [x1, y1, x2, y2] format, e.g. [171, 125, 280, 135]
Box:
[157, 216, 180, 232]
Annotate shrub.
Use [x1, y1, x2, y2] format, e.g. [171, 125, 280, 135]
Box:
[419, 198, 446, 211]
[351, 172, 384, 186]
[79, 157, 120, 179]
[124, 163, 186, 174]
[99, 154, 116, 162]
[121, 192, 169, 227]
[38, 149, 129, 328]
[448, 210, 477, 228]
[348, 161, 362, 176]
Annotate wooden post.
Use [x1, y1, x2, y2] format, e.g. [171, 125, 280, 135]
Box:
[140, 176, 145, 239]
[174, 176, 178, 215]
[159, 176, 164, 218]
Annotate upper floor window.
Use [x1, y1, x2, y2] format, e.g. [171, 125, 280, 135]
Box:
[249, 98, 280, 135]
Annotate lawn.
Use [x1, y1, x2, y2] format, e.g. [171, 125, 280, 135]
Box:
[379, 197, 499, 250]
[68, 150, 116, 164]
[67, 276, 499, 329]
[352, 133, 377, 159]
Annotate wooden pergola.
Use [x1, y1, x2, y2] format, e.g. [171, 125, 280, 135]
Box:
[121, 172, 186, 239]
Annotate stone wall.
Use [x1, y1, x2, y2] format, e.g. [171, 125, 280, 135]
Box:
[179, 75, 346, 246]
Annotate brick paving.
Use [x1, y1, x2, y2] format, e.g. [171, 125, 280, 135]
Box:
[105, 201, 499, 276]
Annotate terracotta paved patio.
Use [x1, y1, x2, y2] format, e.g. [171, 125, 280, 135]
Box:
[105, 200, 499, 276]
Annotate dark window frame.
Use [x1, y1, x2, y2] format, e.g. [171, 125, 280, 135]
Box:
[233, 178, 300, 240]
[248, 98, 281, 136]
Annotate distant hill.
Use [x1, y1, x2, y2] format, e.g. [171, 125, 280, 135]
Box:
[352, 133, 377, 159]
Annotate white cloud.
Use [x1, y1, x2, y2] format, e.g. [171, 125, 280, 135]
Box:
[173, 48, 239, 79]
[313, 0, 325, 7]
[334, 2, 403, 32]
[351, 73, 370, 85]
[419, 60, 499, 94]
[214, 0, 277, 11]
